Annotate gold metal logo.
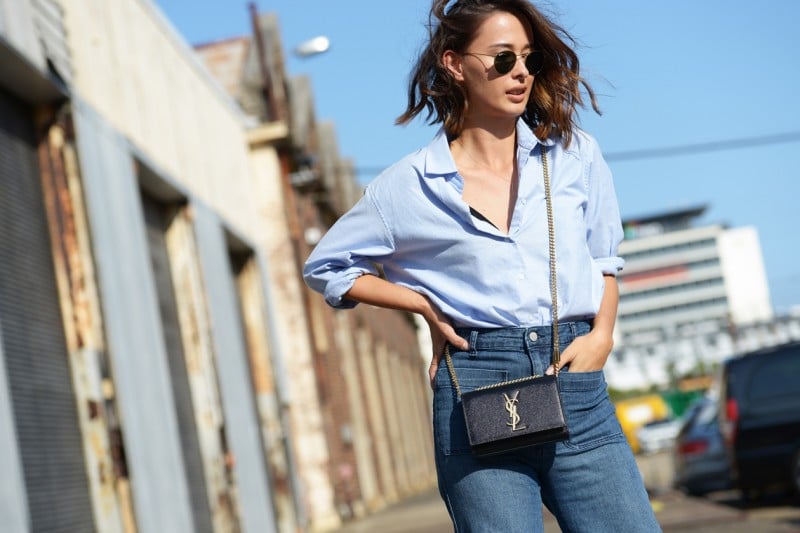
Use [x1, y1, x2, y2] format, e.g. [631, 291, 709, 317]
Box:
[503, 391, 526, 432]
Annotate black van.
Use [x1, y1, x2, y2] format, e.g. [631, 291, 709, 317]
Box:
[718, 341, 800, 499]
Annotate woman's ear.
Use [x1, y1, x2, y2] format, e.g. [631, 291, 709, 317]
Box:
[442, 50, 464, 82]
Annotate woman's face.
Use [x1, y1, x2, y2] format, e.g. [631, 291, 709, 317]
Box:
[447, 11, 535, 125]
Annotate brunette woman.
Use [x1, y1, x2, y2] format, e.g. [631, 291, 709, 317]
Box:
[305, 1, 660, 530]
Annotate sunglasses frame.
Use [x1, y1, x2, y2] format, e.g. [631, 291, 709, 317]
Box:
[463, 50, 544, 76]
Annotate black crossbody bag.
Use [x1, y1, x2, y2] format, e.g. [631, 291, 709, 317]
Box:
[444, 147, 569, 457]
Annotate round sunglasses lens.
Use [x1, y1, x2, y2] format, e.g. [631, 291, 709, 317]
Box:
[525, 51, 543, 74]
[493, 51, 517, 74]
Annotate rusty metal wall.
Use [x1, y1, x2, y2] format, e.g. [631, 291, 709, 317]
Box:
[247, 142, 337, 531]
[71, 98, 195, 533]
[233, 255, 299, 533]
[192, 201, 278, 533]
[0, 88, 96, 532]
[252, 249, 308, 532]
[0, 3, 132, 529]
[333, 312, 379, 516]
[356, 326, 398, 503]
[39, 108, 132, 533]
[143, 195, 216, 533]
[162, 205, 240, 533]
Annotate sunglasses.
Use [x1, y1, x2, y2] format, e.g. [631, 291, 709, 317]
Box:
[464, 50, 544, 75]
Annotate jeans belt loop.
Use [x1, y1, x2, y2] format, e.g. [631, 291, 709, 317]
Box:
[468, 330, 479, 359]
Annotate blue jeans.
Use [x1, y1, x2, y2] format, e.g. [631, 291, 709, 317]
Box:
[433, 322, 661, 532]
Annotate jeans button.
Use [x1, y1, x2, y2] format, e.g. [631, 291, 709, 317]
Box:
[528, 331, 538, 342]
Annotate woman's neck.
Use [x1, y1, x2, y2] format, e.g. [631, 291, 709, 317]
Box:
[451, 120, 517, 172]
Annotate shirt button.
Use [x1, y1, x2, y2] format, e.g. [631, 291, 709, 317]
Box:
[528, 331, 538, 342]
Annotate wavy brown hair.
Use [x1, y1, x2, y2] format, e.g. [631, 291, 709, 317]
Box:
[396, 0, 599, 147]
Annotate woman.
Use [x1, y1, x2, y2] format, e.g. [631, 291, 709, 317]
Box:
[304, 0, 660, 531]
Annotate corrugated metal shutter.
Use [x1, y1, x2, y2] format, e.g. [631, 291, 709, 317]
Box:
[142, 194, 213, 533]
[32, 0, 72, 85]
[0, 88, 95, 530]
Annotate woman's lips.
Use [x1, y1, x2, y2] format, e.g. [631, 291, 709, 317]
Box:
[507, 88, 527, 102]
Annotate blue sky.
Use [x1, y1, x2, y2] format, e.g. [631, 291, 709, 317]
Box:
[155, 0, 800, 314]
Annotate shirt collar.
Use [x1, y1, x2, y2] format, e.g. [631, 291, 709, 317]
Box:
[517, 118, 556, 150]
[422, 127, 456, 177]
[423, 118, 554, 178]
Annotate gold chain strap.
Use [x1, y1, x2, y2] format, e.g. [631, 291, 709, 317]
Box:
[542, 146, 560, 375]
[444, 146, 560, 397]
[444, 346, 462, 397]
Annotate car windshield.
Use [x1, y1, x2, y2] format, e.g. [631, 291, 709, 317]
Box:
[694, 400, 717, 425]
[679, 397, 716, 429]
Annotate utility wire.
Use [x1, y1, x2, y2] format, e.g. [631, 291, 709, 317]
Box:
[353, 130, 800, 175]
[604, 130, 800, 162]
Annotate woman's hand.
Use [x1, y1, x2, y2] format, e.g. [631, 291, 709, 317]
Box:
[420, 298, 469, 389]
[344, 275, 467, 387]
[545, 328, 613, 374]
[546, 274, 618, 375]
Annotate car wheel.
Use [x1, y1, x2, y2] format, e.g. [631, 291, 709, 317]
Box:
[685, 485, 708, 497]
[741, 487, 763, 506]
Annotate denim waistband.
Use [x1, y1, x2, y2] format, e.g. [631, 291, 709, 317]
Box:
[453, 320, 592, 352]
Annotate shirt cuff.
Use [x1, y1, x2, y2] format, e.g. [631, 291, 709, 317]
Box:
[594, 256, 625, 276]
[324, 269, 375, 309]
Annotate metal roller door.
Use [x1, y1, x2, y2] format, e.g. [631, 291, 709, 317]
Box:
[0, 88, 95, 531]
[141, 193, 213, 533]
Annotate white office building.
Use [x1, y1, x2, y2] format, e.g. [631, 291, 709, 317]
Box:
[604, 205, 789, 390]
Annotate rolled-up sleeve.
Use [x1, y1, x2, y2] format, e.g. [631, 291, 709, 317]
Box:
[583, 136, 625, 275]
[303, 188, 396, 308]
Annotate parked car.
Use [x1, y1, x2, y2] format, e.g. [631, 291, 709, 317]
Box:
[615, 394, 671, 454]
[636, 417, 682, 454]
[673, 396, 732, 495]
[718, 341, 800, 499]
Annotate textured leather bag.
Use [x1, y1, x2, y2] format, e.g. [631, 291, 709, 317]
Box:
[444, 146, 569, 457]
[457, 374, 567, 456]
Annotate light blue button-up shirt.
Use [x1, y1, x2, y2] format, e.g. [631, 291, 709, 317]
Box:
[304, 119, 624, 328]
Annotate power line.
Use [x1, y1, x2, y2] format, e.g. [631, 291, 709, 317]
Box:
[604, 131, 800, 162]
[352, 130, 800, 175]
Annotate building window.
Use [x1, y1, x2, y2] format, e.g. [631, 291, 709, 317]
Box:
[621, 238, 716, 261]
[620, 276, 724, 303]
[618, 297, 728, 322]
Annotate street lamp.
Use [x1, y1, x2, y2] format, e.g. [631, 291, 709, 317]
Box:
[294, 36, 330, 58]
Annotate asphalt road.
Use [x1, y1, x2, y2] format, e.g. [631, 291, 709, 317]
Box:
[333, 451, 800, 533]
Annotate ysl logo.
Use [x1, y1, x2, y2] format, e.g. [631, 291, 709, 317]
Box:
[503, 391, 526, 432]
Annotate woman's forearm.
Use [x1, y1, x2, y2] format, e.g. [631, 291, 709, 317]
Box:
[592, 274, 619, 340]
[344, 273, 430, 317]
[345, 275, 470, 361]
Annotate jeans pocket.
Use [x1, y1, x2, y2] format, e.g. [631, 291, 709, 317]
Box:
[557, 370, 625, 452]
[434, 367, 508, 456]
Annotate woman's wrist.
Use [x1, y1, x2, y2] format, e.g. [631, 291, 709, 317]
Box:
[413, 292, 436, 321]
[588, 326, 614, 351]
